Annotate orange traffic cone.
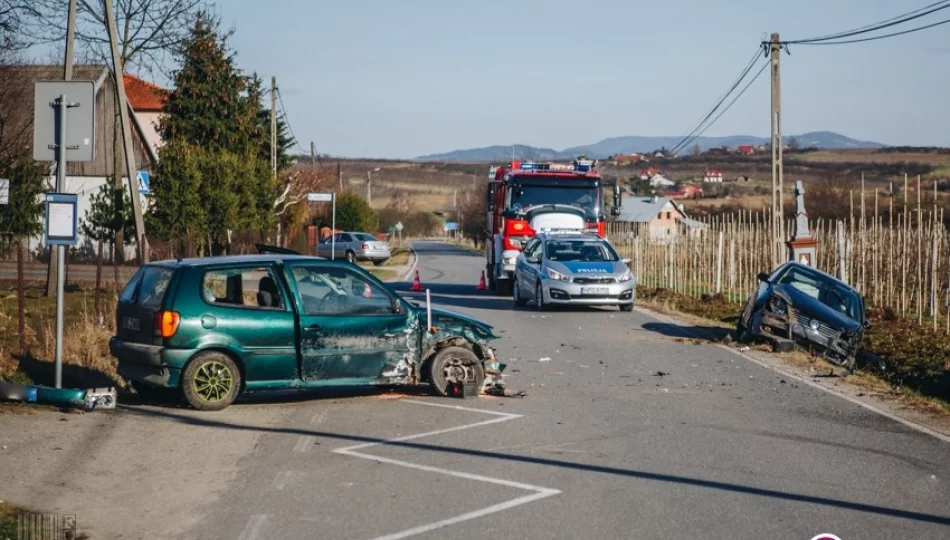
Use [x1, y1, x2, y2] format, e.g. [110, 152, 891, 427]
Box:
[476, 271, 488, 291]
[410, 270, 423, 291]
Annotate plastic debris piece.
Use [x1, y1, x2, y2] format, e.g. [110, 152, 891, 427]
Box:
[0, 382, 38, 403]
[539, 357, 551, 362]
[739, 346, 751, 352]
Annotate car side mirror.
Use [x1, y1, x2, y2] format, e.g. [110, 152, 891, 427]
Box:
[863, 320, 872, 330]
[391, 296, 404, 314]
[757, 272, 770, 283]
[621, 258, 632, 265]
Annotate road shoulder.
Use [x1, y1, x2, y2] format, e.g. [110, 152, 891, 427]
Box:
[634, 304, 950, 443]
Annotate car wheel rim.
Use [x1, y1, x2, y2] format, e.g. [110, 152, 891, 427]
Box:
[193, 361, 233, 403]
[442, 357, 476, 383]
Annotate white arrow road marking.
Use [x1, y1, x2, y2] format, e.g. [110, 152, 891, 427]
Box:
[332, 399, 561, 540]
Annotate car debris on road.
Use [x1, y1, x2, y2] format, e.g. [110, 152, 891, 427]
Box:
[0, 382, 116, 411]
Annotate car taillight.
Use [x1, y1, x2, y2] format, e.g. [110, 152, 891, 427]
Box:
[155, 311, 181, 338]
[362, 243, 369, 249]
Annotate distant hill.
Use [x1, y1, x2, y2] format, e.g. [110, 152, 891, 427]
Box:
[417, 131, 887, 162]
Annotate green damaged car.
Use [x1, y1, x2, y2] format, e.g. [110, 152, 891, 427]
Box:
[110, 254, 503, 410]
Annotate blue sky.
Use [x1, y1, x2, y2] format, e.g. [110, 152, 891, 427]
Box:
[166, 1, 950, 156]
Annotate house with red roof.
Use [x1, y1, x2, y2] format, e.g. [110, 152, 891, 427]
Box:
[737, 145, 755, 155]
[124, 73, 169, 157]
[702, 168, 723, 183]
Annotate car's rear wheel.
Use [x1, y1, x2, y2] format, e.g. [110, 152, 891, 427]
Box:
[345, 251, 356, 264]
[428, 347, 486, 397]
[619, 303, 633, 312]
[181, 352, 242, 411]
[372, 259, 386, 267]
[496, 278, 513, 296]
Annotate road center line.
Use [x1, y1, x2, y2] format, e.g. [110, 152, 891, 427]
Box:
[332, 398, 560, 540]
[236, 514, 267, 540]
[271, 471, 295, 490]
[293, 435, 317, 453]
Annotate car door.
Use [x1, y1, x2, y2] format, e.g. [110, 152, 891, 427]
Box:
[517, 238, 541, 299]
[521, 238, 544, 299]
[196, 264, 298, 382]
[285, 262, 415, 382]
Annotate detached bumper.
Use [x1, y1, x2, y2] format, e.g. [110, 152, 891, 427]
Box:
[541, 279, 636, 305]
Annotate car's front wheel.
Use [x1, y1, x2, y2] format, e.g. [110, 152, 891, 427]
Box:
[181, 352, 242, 411]
[535, 281, 548, 311]
[427, 347, 486, 397]
[619, 303, 634, 312]
[513, 279, 527, 306]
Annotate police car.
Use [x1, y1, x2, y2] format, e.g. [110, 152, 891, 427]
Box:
[512, 230, 636, 311]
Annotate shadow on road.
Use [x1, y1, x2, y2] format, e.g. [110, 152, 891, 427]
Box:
[122, 404, 950, 527]
[641, 322, 732, 343]
[390, 281, 624, 313]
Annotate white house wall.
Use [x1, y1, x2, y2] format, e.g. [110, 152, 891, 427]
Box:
[28, 175, 147, 261]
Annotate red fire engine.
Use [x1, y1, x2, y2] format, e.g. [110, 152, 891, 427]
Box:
[484, 158, 610, 295]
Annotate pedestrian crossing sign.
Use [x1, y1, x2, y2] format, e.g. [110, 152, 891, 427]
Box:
[137, 171, 150, 194]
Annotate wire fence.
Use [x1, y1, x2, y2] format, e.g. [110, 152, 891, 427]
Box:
[607, 198, 950, 332]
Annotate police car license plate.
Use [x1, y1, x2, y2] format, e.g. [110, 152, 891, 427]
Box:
[580, 287, 609, 295]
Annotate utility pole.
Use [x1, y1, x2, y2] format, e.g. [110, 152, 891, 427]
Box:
[310, 141, 316, 169]
[769, 32, 784, 265]
[271, 76, 277, 181]
[105, 0, 147, 262]
[338, 163, 343, 192]
[47, 0, 79, 297]
[366, 170, 372, 206]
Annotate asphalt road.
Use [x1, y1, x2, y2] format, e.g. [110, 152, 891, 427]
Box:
[1, 240, 948, 540]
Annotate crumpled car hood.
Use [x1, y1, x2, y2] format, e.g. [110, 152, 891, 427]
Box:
[774, 284, 862, 333]
[418, 306, 500, 340]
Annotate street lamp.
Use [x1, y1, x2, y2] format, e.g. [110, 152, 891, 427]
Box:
[367, 167, 380, 206]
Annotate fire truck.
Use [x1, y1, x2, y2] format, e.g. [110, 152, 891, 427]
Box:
[484, 157, 615, 295]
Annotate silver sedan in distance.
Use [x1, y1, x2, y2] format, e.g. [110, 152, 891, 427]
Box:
[316, 232, 391, 265]
[513, 231, 635, 311]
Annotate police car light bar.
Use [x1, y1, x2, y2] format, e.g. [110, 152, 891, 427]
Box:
[517, 161, 595, 173]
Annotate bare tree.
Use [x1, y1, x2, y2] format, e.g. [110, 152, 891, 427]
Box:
[18, 0, 202, 259]
[0, 1, 30, 63]
[19, 0, 202, 74]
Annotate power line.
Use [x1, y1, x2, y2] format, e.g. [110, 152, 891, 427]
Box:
[675, 60, 770, 155]
[794, 16, 950, 45]
[785, 1, 950, 44]
[275, 87, 308, 155]
[669, 47, 763, 156]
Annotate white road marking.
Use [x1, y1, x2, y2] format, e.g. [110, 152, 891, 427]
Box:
[236, 514, 267, 540]
[635, 306, 950, 445]
[310, 408, 328, 425]
[293, 435, 317, 453]
[332, 398, 561, 540]
[271, 471, 295, 490]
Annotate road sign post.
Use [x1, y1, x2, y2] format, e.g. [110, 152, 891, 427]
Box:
[44, 193, 79, 389]
[34, 81, 94, 388]
[308, 192, 336, 259]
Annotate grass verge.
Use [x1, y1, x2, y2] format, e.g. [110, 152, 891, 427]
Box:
[0, 281, 121, 389]
[636, 286, 950, 411]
